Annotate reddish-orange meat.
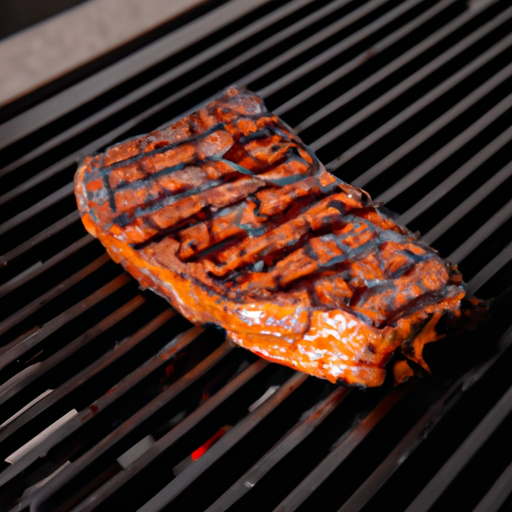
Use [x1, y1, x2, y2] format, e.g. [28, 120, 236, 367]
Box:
[75, 86, 476, 387]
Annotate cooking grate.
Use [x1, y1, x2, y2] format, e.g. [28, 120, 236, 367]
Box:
[0, 0, 512, 511]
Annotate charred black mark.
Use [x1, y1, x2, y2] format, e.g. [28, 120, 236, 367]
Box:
[102, 172, 117, 213]
[239, 128, 272, 144]
[113, 162, 188, 192]
[328, 200, 347, 214]
[265, 171, 311, 187]
[98, 122, 227, 174]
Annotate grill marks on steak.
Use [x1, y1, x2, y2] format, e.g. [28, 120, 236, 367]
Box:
[75, 87, 469, 387]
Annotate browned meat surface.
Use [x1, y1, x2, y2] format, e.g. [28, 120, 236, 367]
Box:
[75, 86, 479, 387]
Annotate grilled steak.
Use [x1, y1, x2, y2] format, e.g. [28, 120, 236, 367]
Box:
[75, 86, 475, 387]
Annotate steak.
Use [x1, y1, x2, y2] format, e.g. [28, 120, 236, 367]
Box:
[75, 86, 476, 387]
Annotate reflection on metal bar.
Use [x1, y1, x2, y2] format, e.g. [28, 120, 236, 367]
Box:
[242, 0, 390, 89]
[423, 160, 512, 246]
[468, 241, 512, 295]
[322, 7, 512, 162]
[353, 61, 512, 189]
[0, 325, 205, 489]
[273, 385, 410, 512]
[0, 295, 144, 407]
[0, 0, 354, 200]
[0, 3, 508, 232]
[0, 0, 511, 510]
[0, 234, 93, 298]
[5, 410, 78, 466]
[0, 0, 316, 179]
[0, 181, 74, 236]
[0, 261, 42, 294]
[5, 0, 499, 217]
[0, 253, 110, 336]
[138, 371, 308, 512]
[0, 210, 80, 266]
[377, 91, 512, 204]
[472, 458, 512, 512]
[70, 359, 270, 512]
[0, 0, 274, 151]
[448, 197, 512, 264]
[291, 0, 487, 127]
[30, 340, 233, 512]
[278, 0, 459, 118]
[0, 0, 373, 200]
[258, 0, 425, 98]
[0, 273, 130, 370]
[404, 378, 512, 512]
[206, 387, 349, 512]
[398, 125, 512, 227]
[0, 308, 174, 445]
[337, 327, 512, 512]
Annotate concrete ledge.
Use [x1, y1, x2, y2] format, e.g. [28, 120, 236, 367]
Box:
[0, 0, 205, 107]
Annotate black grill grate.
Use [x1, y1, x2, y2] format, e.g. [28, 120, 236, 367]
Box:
[0, 0, 512, 511]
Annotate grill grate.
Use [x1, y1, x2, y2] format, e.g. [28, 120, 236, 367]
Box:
[0, 0, 512, 511]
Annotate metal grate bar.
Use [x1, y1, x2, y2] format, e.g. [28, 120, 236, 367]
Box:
[376, 90, 512, 204]
[468, 241, 512, 295]
[0, 253, 110, 337]
[0, 273, 130, 370]
[0, 0, 317, 179]
[1, 0, 493, 221]
[336, 326, 512, 512]
[272, 385, 410, 512]
[0, 182, 75, 237]
[288, 0, 492, 127]
[278, 220, 512, 512]
[0, 308, 173, 446]
[0, 0, 380, 202]
[404, 373, 512, 512]
[70, 358, 271, 512]
[0, 326, 205, 488]
[0, 210, 80, 266]
[353, 60, 512, 189]
[0, 0, 274, 151]
[0, 0, 491, 213]
[14, 195, 502, 508]
[0, 146, 102, 221]
[472, 458, 512, 512]
[8, 193, 504, 512]
[0, 0, 360, 200]
[423, 160, 512, 246]
[0, 296, 145, 408]
[0, 0, 437, 247]
[0, 0, 344, 177]
[448, 197, 512, 264]
[205, 387, 350, 512]
[397, 124, 512, 226]
[276, 0, 459, 118]
[1, 1, 508, 238]
[0, 1, 511, 510]
[137, 371, 308, 512]
[323, 9, 512, 164]
[257, 0, 426, 98]
[0, 234, 93, 298]
[30, 340, 234, 512]
[241, 0, 391, 89]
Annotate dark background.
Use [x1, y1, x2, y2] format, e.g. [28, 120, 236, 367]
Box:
[0, 0, 88, 40]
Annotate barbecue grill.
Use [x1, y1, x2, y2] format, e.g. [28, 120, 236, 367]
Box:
[1, 0, 512, 510]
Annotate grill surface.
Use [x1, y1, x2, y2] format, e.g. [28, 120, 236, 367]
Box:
[0, 0, 512, 511]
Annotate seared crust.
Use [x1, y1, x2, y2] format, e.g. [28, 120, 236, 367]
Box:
[75, 87, 466, 387]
